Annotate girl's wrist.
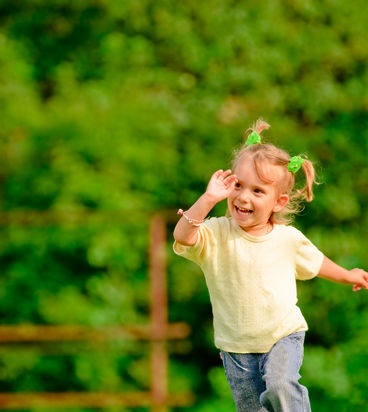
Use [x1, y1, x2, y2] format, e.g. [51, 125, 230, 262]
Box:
[201, 192, 221, 208]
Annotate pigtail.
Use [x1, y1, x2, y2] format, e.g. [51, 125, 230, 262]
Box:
[299, 159, 317, 202]
[245, 118, 270, 137]
[282, 158, 318, 224]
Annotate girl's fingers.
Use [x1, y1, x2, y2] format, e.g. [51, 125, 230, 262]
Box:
[213, 169, 224, 178]
[213, 169, 231, 178]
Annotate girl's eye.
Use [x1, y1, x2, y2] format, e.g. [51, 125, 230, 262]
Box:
[235, 182, 241, 189]
[254, 188, 263, 194]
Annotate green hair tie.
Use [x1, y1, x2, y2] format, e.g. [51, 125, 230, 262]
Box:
[287, 155, 304, 173]
[245, 130, 262, 146]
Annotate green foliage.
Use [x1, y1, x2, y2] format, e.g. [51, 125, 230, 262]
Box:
[303, 336, 368, 411]
[0, 0, 368, 410]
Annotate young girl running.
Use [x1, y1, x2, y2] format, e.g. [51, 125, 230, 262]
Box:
[173, 119, 368, 412]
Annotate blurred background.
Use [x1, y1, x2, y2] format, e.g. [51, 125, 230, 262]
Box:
[0, 0, 367, 411]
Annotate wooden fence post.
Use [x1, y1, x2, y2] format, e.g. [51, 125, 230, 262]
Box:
[150, 214, 168, 412]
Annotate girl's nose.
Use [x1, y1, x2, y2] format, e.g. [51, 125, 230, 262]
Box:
[238, 188, 250, 202]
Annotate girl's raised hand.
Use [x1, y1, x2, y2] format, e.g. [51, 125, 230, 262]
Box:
[205, 169, 238, 202]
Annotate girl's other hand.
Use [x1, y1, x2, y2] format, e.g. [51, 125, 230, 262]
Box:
[350, 268, 368, 291]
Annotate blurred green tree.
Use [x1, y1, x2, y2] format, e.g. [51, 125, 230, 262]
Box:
[0, 0, 367, 410]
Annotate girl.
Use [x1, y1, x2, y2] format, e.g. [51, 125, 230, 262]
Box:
[173, 119, 368, 412]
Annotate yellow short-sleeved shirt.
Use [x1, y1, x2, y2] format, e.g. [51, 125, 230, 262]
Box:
[173, 217, 324, 353]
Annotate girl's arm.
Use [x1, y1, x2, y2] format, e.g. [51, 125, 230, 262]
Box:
[173, 169, 237, 246]
[318, 256, 368, 291]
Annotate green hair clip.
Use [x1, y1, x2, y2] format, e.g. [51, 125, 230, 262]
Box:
[287, 155, 304, 174]
[245, 130, 262, 146]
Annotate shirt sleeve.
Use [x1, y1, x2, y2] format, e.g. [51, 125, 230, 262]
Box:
[173, 233, 203, 264]
[295, 233, 324, 280]
[173, 218, 219, 265]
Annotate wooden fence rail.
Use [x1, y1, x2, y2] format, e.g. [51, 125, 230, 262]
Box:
[0, 214, 193, 411]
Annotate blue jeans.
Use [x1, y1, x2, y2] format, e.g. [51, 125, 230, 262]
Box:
[221, 332, 311, 412]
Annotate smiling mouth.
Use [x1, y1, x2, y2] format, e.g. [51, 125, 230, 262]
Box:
[235, 206, 253, 215]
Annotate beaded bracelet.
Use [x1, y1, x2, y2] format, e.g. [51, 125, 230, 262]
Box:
[177, 209, 205, 227]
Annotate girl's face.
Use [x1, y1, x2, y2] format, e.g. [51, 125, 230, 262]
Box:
[227, 157, 289, 235]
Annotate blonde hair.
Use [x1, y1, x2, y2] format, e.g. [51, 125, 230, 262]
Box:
[232, 119, 317, 224]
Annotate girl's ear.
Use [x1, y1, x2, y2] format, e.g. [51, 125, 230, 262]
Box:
[273, 194, 289, 212]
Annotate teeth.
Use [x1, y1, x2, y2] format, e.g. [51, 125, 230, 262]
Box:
[237, 206, 252, 213]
